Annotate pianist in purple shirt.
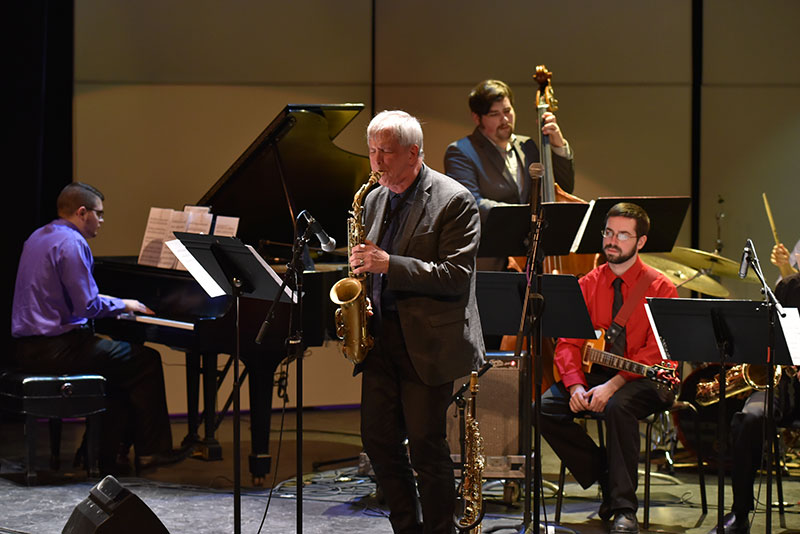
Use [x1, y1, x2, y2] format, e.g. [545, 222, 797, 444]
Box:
[11, 182, 186, 474]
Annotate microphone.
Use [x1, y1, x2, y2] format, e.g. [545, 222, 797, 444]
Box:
[299, 210, 337, 252]
[738, 239, 752, 279]
[530, 175, 542, 215]
[529, 165, 542, 221]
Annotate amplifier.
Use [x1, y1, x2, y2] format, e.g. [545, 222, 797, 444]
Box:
[447, 353, 524, 477]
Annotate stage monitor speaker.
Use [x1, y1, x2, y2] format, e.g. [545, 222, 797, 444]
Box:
[62, 475, 170, 534]
[447, 353, 522, 458]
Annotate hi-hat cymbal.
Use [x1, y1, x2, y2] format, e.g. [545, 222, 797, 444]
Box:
[640, 254, 730, 297]
[667, 247, 759, 282]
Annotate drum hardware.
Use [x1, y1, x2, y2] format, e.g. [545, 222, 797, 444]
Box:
[637, 410, 682, 483]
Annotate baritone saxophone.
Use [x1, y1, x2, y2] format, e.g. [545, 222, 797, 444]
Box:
[695, 364, 785, 407]
[455, 371, 485, 533]
[329, 171, 381, 364]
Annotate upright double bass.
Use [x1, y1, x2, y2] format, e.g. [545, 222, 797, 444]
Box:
[500, 66, 596, 392]
[533, 65, 596, 278]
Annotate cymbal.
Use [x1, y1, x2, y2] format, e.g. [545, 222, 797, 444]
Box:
[640, 254, 730, 297]
[667, 247, 759, 282]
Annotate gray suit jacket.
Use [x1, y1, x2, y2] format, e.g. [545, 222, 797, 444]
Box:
[444, 127, 575, 225]
[363, 165, 485, 385]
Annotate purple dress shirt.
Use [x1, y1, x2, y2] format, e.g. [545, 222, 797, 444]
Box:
[11, 219, 125, 337]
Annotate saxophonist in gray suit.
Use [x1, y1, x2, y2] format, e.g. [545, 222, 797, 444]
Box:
[350, 110, 485, 534]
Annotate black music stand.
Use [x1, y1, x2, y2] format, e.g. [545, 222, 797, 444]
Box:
[172, 232, 291, 534]
[571, 196, 690, 255]
[476, 272, 596, 340]
[478, 203, 589, 258]
[646, 297, 794, 534]
[476, 271, 596, 533]
[478, 200, 596, 533]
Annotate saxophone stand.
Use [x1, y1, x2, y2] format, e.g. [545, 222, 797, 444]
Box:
[452, 362, 493, 533]
[256, 219, 316, 534]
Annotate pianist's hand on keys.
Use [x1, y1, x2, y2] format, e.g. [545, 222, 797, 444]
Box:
[121, 299, 155, 316]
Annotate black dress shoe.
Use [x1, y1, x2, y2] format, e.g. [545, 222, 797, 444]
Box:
[610, 509, 639, 534]
[707, 512, 749, 534]
[135, 447, 191, 474]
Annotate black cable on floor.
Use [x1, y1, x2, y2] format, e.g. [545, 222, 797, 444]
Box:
[256, 358, 291, 534]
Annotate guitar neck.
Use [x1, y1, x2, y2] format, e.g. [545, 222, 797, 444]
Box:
[584, 346, 650, 377]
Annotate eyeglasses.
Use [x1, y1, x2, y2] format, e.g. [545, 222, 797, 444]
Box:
[601, 228, 636, 242]
[86, 208, 104, 219]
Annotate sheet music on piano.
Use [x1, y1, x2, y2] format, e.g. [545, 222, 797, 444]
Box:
[138, 206, 240, 269]
[138, 207, 189, 268]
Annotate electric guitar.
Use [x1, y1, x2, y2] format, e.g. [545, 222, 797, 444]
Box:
[578, 329, 680, 392]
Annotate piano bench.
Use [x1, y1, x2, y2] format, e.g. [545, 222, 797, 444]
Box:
[0, 371, 107, 485]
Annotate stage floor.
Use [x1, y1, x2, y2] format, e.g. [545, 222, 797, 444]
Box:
[1, 407, 798, 533]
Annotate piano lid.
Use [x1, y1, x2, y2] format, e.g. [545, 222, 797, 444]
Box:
[199, 104, 371, 254]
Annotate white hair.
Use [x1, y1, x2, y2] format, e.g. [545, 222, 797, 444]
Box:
[367, 110, 425, 161]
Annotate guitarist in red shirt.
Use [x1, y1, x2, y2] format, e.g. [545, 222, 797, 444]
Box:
[538, 202, 678, 534]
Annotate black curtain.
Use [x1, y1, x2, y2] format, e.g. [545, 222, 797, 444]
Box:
[6, 1, 74, 363]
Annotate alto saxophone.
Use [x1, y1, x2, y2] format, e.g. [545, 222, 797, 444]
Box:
[455, 371, 485, 533]
[329, 171, 381, 364]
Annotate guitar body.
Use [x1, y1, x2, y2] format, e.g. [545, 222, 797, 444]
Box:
[551, 331, 604, 383]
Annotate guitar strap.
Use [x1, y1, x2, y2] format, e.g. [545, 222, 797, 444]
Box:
[605, 266, 659, 346]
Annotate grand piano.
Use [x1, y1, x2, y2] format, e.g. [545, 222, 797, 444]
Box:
[94, 104, 371, 484]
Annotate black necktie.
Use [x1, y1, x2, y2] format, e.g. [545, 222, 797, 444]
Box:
[371, 194, 404, 326]
[609, 278, 627, 355]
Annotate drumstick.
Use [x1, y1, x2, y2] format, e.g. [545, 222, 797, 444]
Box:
[762, 193, 780, 246]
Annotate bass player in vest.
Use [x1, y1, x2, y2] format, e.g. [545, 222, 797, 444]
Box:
[536, 202, 678, 534]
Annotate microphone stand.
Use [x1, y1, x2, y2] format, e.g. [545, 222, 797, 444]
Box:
[515, 179, 545, 534]
[255, 222, 314, 534]
[743, 241, 785, 534]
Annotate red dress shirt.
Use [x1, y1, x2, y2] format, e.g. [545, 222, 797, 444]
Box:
[554, 256, 678, 389]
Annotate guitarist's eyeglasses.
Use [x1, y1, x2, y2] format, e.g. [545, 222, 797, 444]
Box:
[601, 228, 636, 242]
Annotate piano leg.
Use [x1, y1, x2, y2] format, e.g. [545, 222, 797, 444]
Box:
[198, 352, 223, 460]
[184, 351, 202, 447]
[243, 352, 277, 486]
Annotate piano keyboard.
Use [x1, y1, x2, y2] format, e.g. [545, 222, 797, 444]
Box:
[117, 313, 195, 331]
